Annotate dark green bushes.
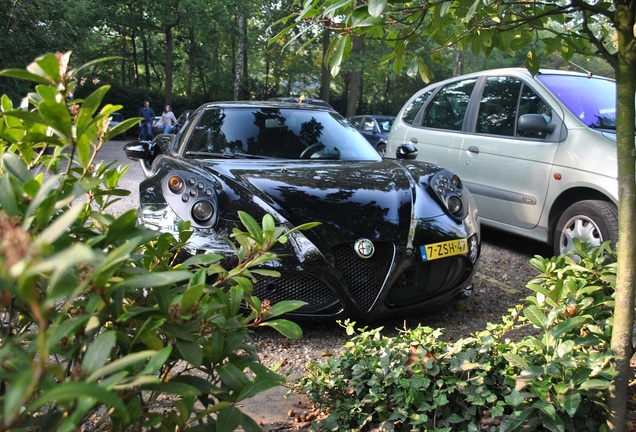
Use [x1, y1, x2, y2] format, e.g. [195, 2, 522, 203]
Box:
[0, 52, 312, 431]
[294, 241, 617, 431]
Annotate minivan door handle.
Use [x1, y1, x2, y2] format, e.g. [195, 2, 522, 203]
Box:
[409, 137, 418, 144]
[467, 146, 480, 154]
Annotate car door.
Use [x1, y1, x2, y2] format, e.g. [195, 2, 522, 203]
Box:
[458, 75, 560, 229]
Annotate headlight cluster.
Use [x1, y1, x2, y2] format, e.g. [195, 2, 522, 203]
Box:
[161, 170, 218, 228]
[430, 170, 467, 221]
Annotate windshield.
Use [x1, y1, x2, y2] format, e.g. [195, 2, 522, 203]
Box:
[537, 74, 620, 129]
[182, 107, 381, 161]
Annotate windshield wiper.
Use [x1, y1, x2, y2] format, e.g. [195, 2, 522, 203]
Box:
[185, 151, 275, 159]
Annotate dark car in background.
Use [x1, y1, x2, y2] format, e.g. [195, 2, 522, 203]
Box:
[348, 115, 396, 157]
[175, 109, 194, 134]
[124, 101, 480, 321]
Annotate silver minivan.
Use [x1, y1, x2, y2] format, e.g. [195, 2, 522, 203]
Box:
[388, 68, 630, 255]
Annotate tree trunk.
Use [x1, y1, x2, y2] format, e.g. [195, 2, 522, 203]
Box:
[132, 28, 139, 87]
[142, 32, 151, 88]
[345, 38, 364, 117]
[453, 49, 463, 77]
[320, 30, 331, 103]
[233, 13, 246, 101]
[186, 26, 194, 96]
[607, 1, 636, 430]
[164, 24, 175, 105]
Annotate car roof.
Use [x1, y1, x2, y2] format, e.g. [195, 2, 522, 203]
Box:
[426, 67, 612, 88]
[266, 97, 334, 109]
[196, 100, 336, 112]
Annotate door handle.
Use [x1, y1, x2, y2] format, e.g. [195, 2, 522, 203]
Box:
[409, 137, 418, 144]
[467, 146, 480, 154]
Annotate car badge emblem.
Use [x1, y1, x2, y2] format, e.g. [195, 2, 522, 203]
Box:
[354, 238, 375, 259]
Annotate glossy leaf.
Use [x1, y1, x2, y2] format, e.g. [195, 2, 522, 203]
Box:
[260, 319, 303, 339]
[82, 331, 117, 375]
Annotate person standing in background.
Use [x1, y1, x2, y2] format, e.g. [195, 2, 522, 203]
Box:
[156, 105, 178, 134]
[139, 101, 155, 140]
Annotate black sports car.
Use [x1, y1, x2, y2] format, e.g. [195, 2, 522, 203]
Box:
[124, 101, 481, 321]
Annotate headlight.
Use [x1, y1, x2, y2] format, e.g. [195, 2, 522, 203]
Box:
[192, 200, 214, 223]
[161, 170, 218, 228]
[430, 170, 467, 221]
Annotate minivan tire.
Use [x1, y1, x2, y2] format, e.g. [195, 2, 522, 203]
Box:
[553, 200, 618, 256]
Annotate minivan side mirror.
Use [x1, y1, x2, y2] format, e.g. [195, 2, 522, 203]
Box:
[518, 113, 556, 133]
[396, 144, 418, 160]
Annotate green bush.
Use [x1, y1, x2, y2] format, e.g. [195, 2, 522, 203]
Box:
[0, 52, 315, 431]
[294, 241, 617, 431]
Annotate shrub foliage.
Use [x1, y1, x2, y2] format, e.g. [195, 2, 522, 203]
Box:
[295, 241, 618, 431]
[0, 52, 314, 431]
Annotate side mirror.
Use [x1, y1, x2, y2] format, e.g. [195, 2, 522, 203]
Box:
[396, 144, 418, 160]
[124, 140, 155, 161]
[518, 113, 556, 133]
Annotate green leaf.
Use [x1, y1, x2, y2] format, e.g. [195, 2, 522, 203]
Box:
[86, 350, 156, 382]
[217, 406, 243, 432]
[0, 172, 19, 216]
[34, 204, 85, 248]
[3, 369, 35, 421]
[111, 270, 194, 290]
[236, 372, 283, 401]
[504, 389, 525, 407]
[260, 319, 303, 339]
[367, 0, 386, 17]
[38, 100, 73, 140]
[180, 282, 203, 314]
[77, 86, 109, 133]
[550, 316, 587, 339]
[82, 331, 117, 375]
[0, 69, 52, 85]
[579, 379, 612, 390]
[217, 362, 250, 393]
[177, 340, 203, 367]
[524, 305, 548, 329]
[561, 391, 581, 417]
[239, 413, 263, 432]
[229, 285, 244, 317]
[525, 49, 540, 76]
[238, 211, 263, 243]
[28, 382, 126, 417]
[265, 300, 306, 318]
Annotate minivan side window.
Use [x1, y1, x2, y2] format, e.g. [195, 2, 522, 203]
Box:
[422, 79, 476, 131]
[476, 76, 551, 139]
[401, 90, 433, 124]
[476, 77, 521, 136]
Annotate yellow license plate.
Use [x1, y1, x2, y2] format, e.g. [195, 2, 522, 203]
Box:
[421, 239, 468, 261]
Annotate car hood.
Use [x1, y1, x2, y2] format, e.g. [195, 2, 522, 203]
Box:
[186, 158, 451, 242]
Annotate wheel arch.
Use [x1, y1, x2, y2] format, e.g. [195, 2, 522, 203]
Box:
[547, 187, 617, 243]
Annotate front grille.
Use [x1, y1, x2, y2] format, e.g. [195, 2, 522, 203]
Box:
[386, 257, 466, 306]
[332, 241, 395, 312]
[252, 272, 340, 314]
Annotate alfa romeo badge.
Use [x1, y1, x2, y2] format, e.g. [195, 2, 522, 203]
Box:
[354, 238, 375, 259]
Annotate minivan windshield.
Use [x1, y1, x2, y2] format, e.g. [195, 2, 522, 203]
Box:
[537, 74, 619, 129]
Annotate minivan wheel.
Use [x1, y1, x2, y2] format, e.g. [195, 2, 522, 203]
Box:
[553, 200, 618, 256]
